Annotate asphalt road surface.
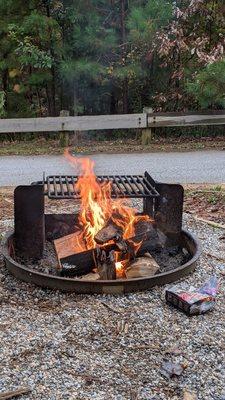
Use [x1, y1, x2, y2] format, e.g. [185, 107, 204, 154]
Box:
[0, 150, 224, 186]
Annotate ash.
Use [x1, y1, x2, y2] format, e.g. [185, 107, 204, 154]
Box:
[16, 240, 190, 277]
[0, 214, 225, 400]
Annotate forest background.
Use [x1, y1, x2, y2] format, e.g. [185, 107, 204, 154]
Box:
[0, 0, 225, 143]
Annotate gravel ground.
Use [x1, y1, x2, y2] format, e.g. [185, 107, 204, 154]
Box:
[0, 215, 225, 400]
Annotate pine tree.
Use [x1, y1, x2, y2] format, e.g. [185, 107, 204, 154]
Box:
[187, 59, 225, 108]
[0, 0, 62, 117]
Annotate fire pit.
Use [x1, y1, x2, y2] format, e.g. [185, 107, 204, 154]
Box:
[2, 155, 201, 294]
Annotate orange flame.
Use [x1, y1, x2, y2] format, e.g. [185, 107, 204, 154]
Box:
[65, 149, 152, 273]
[115, 261, 125, 279]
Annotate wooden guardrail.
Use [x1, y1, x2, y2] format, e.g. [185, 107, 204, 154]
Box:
[147, 110, 225, 127]
[0, 110, 224, 146]
[0, 113, 147, 133]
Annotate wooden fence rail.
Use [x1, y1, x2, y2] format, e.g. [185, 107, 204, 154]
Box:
[0, 110, 224, 133]
[148, 110, 225, 127]
[0, 113, 146, 133]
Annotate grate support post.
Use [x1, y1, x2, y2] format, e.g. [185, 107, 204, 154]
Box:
[14, 184, 45, 259]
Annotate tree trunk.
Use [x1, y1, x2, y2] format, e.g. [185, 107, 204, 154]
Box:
[120, 0, 129, 114]
[46, 86, 53, 116]
[2, 52, 8, 113]
[45, 1, 57, 116]
[2, 69, 8, 111]
[110, 84, 117, 114]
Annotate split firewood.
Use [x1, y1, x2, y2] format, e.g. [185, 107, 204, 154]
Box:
[96, 248, 116, 280]
[0, 387, 31, 400]
[78, 272, 100, 281]
[94, 223, 128, 253]
[94, 223, 122, 245]
[125, 252, 160, 279]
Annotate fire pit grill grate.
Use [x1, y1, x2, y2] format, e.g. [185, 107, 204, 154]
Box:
[34, 174, 160, 200]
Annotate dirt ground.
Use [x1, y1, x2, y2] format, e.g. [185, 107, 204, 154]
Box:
[1, 185, 224, 230]
[184, 185, 225, 225]
[0, 135, 225, 156]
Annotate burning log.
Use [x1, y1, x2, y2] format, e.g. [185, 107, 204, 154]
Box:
[54, 232, 94, 277]
[78, 272, 100, 281]
[94, 223, 128, 252]
[125, 252, 160, 278]
[54, 218, 165, 278]
[94, 223, 122, 245]
[96, 248, 116, 280]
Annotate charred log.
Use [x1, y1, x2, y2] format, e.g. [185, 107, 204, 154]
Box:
[94, 223, 122, 245]
[54, 219, 166, 278]
[96, 248, 116, 280]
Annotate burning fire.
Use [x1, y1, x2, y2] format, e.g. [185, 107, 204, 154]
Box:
[115, 261, 125, 279]
[65, 150, 152, 275]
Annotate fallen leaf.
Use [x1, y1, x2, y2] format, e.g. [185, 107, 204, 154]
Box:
[183, 390, 197, 400]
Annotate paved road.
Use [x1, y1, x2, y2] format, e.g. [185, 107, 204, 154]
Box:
[0, 150, 224, 186]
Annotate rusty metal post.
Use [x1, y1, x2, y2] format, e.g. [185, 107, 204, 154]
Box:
[14, 185, 45, 259]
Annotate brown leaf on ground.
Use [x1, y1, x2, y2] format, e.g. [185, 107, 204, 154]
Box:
[0, 136, 225, 156]
[183, 391, 198, 400]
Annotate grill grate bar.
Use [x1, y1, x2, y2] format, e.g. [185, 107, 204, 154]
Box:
[121, 175, 138, 196]
[59, 176, 64, 197]
[127, 175, 145, 196]
[116, 175, 132, 196]
[53, 176, 58, 198]
[65, 175, 72, 197]
[40, 174, 159, 199]
[136, 175, 152, 195]
[142, 176, 157, 195]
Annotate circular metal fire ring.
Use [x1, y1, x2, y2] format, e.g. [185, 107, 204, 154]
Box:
[2, 230, 201, 294]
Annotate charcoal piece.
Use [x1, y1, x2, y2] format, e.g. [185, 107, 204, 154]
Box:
[45, 214, 80, 241]
[134, 219, 165, 252]
[94, 223, 122, 245]
[116, 239, 128, 252]
[60, 263, 92, 277]
[168, 246, 180, 256]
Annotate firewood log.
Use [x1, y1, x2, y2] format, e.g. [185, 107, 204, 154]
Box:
[94, 223, 122, 245]
[125, 252, 160, 278]
[96, 248, 116, 280]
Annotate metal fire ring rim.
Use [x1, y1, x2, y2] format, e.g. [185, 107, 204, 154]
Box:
[2, 230, 202, 294]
